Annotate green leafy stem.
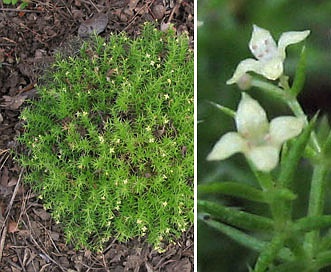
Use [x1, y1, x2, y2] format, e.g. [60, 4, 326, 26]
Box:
[199, 46, 331, 271]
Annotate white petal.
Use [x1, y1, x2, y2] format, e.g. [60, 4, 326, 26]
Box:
[260, 57, 283, 80]
[278, 30, 310, 60]
[206, 132, 247, 161]
[269, 116, 304, 146]
[249, 25, 278, 61]
[246, 145, 280, 172]
[236, 93, 269, 139]
[226, 59, 262, 85]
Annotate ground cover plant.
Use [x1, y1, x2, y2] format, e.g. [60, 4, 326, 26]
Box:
[198, 24, 331, 271]
[17, 22, 193, 251]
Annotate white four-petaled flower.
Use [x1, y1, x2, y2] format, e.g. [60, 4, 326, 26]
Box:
[227, 25, 310, 84]
[207, 93, 304, 172]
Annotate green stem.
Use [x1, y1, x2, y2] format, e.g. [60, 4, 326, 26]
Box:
[287, 98, 306, 119]
[251, 78, 286, 101]
[287, 98, 321, 153]
[247, 159, 287, 227]
[254, 232, 288, 272]
[247, 159, 274, 191]
[304, 163, 329, 258]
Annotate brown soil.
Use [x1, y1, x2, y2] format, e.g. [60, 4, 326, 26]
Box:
[0, 1, 194, 271]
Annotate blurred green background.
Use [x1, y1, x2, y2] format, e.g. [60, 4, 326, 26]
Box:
[198, 0, 331, 271]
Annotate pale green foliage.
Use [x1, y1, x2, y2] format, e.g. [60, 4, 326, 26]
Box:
[18, 23, 193, 250]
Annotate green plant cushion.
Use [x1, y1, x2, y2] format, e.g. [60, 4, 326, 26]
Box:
[18, 23, 193, 251]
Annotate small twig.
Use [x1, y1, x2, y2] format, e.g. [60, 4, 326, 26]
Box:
[85, 236, 119, 272]
[102, 254, 110, 272]
[167, 0, 183, 23]
[0, 63, 13, 66]
[81, 261, 101, 271]
[0, 167, 24, 263]
[121, 0, 155, 33]
[17, 81, 37, 95]
[59, 0, 72, 16]
[22, 216, 66, 272]
[14, 246, 27, 272]
[4, 257, 23, 270]
[88, 0, 101, 13]
[13, 22, 47, 45]
[5, 167, 24, 216]
[0, 8, 42, 13]
[0, 149, 10, 161]
[1, 37, 17, 44]
[0, 166, 24, 263]
[40, 223, 61, 254]
[0, 222, 7, 263]
[102, 235, 119, 254]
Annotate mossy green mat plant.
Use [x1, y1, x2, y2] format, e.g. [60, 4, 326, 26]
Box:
[17, 23, 193, 251]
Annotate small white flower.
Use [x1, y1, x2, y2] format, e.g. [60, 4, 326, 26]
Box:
[207, 93, 304, 172]
[227, 25, 310, 84]
[197, 20, 204, 27]
[98, 135, 104, 143]
[142, 226, 148, 232]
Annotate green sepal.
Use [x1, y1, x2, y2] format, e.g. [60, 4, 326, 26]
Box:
[290, 46, 307, 97]
[198, 200, 274, 231]
[322, 129, 331, 156]
[279, 114, 317, 189]
[304, 145, 317, 160]
[293, 216, 331, 232]
[208, 101, 236, 118]
[254, 233, 287, 272]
